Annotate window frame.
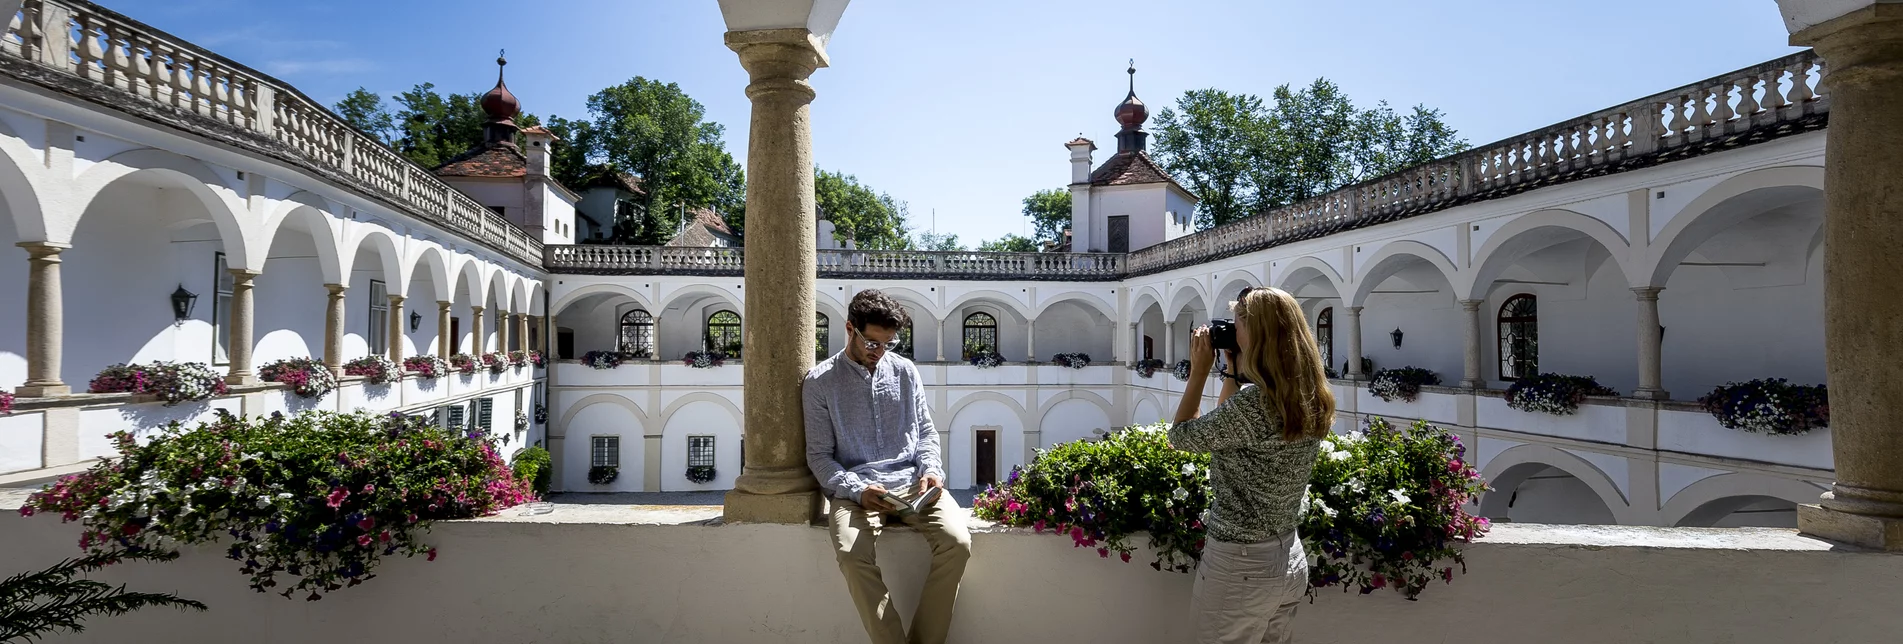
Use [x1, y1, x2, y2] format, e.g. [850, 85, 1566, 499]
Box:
[814, 312, 830, 357]
[687, 435, 716, 468]
[619, 309, 655, 358]
[1316, 307, 1334, 372]
[1497, 294, 1539, 381]
[591, 435, 620, 468]
[706, 310, 743, 357]
[212, 252, 232, 365]
[368, 280, 389, 355]
[961, 311, 999, 359]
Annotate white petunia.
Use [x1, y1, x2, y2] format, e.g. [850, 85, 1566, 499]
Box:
[1313, 498, 1337, 518]
[1172, 487, 1189, 500]
[1328, 450, 1352, 462]
[1389, 489, 1411, 504]
[1181, 463, 1197, 476]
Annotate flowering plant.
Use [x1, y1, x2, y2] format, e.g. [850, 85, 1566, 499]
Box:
[684, 351, 727, 369]
[968, 352, 1006, 369]
[1698, 378, 1829, 436]
[514, 411, 529, 433]
[972, 418, 1489, 600]
[260, 358, 337, 400]
[685, 466, 717, 484]
[402, 355, 448, 379]
[480, 352, 508, 375]
[1051, 353, 1091, 369]
[1505, 373, 1618, 415]
[1171, 360, 1193, 382]
[581, 351, 621, 370]
[1369, 367, 1442, 403]
[534, 404, 548, 425]
[448, 354, 479, 375]
[89, 361, 229, 406]
[528, 350, 546, 368]
[587, 465, 618, 485]
[506, 350, 530, 369]
[0, 391, 12, 415]
[1134, 358, 1167, 379]
[343, 355, 401, 385]
[19, 410, 531, 600]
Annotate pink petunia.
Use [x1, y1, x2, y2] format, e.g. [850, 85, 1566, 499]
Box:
[357, 534, 372, 546]
[1371, 574, 1387, 588]
[426, 548, 437, 562]
[327, 487, 350, 508]
[1120, 552, 1132, 563]
[1098, 548, 1109, 558]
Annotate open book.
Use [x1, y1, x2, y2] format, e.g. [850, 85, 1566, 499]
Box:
[878, 486, 942, 518]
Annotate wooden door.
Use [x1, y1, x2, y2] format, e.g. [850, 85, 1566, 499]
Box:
[1108, 215, 1130, 253]
[975, 429, 998, 487]
[449, 317, 461, 353]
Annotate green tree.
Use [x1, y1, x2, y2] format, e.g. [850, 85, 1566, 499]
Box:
[390, 83, 489, 169]
[332, 87, 394, 143]
[579, 77, 742, 245]
[978, 234, 1039, 252]
[816, 169, 910, 250]
[914, 231, 963, 251]
[1019, 189, 1072, 248]
[1152, 79, 1467, 229]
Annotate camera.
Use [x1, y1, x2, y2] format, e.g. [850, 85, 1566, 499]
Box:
[1209, 318, 1239, 353]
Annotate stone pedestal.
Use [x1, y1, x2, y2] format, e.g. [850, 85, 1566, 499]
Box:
[1788, 4, 1903, 551]
[16, 242, 70, 397]
[225, 269, 261, 385]
[722, 27, 829, 523]
[324, 284, 347, 377]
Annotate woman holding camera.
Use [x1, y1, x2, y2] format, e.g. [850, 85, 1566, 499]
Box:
[1169, 286, 1335, 644]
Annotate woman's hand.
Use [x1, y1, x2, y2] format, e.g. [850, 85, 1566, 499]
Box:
[1189, 325, 1216, 376]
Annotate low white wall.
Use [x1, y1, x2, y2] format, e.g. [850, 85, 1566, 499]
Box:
[2, 508, 1897, 644]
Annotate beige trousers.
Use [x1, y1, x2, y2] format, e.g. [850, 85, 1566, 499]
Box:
[1190, 532, 1308, 644]
[828, 486, 973, 644]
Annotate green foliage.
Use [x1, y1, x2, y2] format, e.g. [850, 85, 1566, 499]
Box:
[0, 549, 206, 643]
[977, 234, 1039, 253]
[21, 411, 531, 601]
[390, 82, 490, 169]
[1019, 188, 1072, 247]
[332, 87, 394, 143]
[973, 418, 1490, 600]
[575, 77, 744, 245]
[817, 169, 911, 250]
[1152, 80, 1468, 229]
[914, 231, 963, 251]
[511, 445, 553, 497]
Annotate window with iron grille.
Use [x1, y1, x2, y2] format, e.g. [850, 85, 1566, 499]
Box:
[1316, 307, 1334, 371]
[619, 309, 654, 358]
[687, 436, 715, 468]
[591, 436, 619, 468]
[213, 252, 232, 365]
[706, 310, 742, 357]
[962, 312, 998, 359]
[1498, 294, 1538, 381]
[815, 313, 830, 357]
[368, 280, 388, 355]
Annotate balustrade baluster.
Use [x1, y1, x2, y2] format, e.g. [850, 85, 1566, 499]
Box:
[1712, 83, 1735, 123]
[1735, 76, 1760, 118]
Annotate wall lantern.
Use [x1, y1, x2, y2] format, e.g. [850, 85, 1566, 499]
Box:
[410, 311, 423, 331]
[1390, 328, 1404, 349]
[169, 284, 198, 323]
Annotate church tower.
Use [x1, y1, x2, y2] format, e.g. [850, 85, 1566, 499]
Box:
[1066, 63, 1198, 254]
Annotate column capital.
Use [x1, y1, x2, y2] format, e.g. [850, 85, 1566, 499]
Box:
[325, 283, 347, 296]
[227, 268, 261, 283]
[726, 28, 828, 76]
[1459, 299, 1484, 311]
[1346, 305, 1364, 315]
[438, 300, 453, 311]
[1630, 286, 1664, 300]
[388, 294, 406, 304]
[470, 305, 485, 313]
[15, 240, 71, 258]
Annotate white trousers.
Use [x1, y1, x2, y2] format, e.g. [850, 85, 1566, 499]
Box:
[1189, 532, 1308, 644]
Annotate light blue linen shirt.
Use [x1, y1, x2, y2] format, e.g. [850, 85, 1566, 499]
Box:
[803, 351, 943, 501]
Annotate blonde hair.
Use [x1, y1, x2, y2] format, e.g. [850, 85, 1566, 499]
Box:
[1231, 287, 1336, 441]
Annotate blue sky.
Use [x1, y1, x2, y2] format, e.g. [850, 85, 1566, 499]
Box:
[111, 0, 1801, 246]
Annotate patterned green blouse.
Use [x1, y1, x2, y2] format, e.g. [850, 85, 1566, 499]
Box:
[1168, 384, 1322, 544]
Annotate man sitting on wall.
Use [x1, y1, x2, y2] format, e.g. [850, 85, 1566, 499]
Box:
[804, 289, 972, 644]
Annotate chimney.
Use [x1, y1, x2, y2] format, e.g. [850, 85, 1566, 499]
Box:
[1067, 136, 1096, 184]
[524, 127, 557, 177]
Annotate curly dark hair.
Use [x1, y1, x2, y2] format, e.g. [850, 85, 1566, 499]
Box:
[847, 289, 910, 332]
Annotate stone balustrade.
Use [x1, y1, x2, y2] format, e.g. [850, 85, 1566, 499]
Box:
[544, 245, 1127, 280]
[0, 0, 543, 267]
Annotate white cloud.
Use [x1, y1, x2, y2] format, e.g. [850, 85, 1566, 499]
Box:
[262, 58, 377, 76]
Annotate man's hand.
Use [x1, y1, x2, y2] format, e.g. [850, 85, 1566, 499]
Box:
[860, 485, 895, 512]
[916, 474, 944, 494]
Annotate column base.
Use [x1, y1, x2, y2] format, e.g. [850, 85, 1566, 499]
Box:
[1798, 504, 1903, 551]
[723, 489, 822, 524]
[1458, 379, 1485, 389]
[226, 374, 260, 386]
[1629, 388, 1671, 401]
[14, 383, 70, 397]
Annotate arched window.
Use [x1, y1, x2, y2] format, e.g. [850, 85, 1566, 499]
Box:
[1316, 307, 1334, 370]
[707, 310, 743, 357]
[962, 312, 998, 359]
[1498, 294, 1538, 381]
[815, 312, 830, 357]
[897, 320, 915, 360]
[618, 310, 654, 358]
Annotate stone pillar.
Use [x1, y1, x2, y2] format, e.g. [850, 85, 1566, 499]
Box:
[497, 308, 510, 354]
[1459, 299, 1484, 388]
[517, 313, 531, 356]
[1026, 319, 1036, 361]
[226, 269, 261, 385]
[436, 301, 453, 359]
[1165, 321, 1177, 362]
[387, 294, 406, 363]
[470, 305, 486, 355]
[1790, 6, 1903, 550]
[16, 242, 70, 397]
[723, 27, 827, 523]
[1345, 306, 1365, 379]
[935, 319, 946, 362]
[1631, 287, 1668, 400]
[323, 284, 347, 377]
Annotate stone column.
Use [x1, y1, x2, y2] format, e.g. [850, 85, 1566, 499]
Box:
[1165, 321, 1177, 362]
[497, 308, 510, 354]
[1631, 287, 1668, 400]
[935, 319, 946, 362]
[1790, 6, 1903, 550]
[1345, 306, 1365, 379]
[323, 284, 347, 377]
[723, 27, 827, 523]
[16, 242, 70, 397]
[1026, 319, 1036, 361]
[469, 305, 485, 355]
[1459, 299, 1484, 388]
[226, 269, 261, 385]
[387, 294, 406, 363]
[517, 313, 531, 356]
[436, 301, 453, 359]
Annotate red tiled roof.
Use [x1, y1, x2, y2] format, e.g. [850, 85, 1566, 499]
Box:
[520, 125, 558, 139]
[1089, 151, 1190, 196]
[1067, 136, 1096, 148]
[433, 144, 527, 178]
[666, 207, 739, 247]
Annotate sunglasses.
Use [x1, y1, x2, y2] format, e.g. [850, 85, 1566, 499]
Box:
[860, 339, 903, 351]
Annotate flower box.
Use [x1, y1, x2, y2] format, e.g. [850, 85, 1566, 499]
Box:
[88, 361, 228, 406]
[344, 355, 402, 385]
[260, 357, 337, 400]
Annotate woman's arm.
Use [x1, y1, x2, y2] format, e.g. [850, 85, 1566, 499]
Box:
[1172, 326, 1216, 423]
[1216, 350, 1241, 406]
